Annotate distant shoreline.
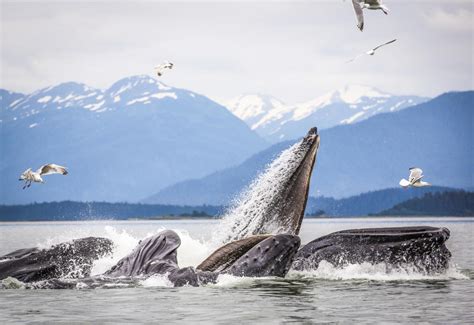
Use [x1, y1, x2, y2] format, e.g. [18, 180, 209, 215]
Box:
[0, 215, 472, 222]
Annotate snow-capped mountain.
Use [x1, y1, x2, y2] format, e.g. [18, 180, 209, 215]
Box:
[224, 94, 285, 128]
[2, 76, 196, 120]
[223, 85, 428, 142]
[1, 75, 267, 204]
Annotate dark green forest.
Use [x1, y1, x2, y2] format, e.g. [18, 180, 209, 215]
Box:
[305, 186, 453, 216]
[376, 191, 474, 216]
[0, 201, 222, 221]
[1, 188, 472, 221]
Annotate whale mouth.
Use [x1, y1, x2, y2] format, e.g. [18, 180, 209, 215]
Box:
[284, 127, 320, 234]
[216, 126, 321, 243]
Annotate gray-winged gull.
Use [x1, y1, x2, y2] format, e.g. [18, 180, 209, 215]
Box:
[19, 164, 68, 189]
[346, 39, 397, 63]
[352, 0, 389, 31]
[399, 167, 431, 188]
[154, 61, 174, 77]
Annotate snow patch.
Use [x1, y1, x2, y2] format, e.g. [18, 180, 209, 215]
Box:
[84, 100, 105, 111]
[226, 94, 285, 127]
[127, 97, 150, 105]
[341, 111, 365, 124]
[150, 92, 177, 100]
[114, 83, 132, 96]
[37, 96, 52, 103]
[9, 98, 22, 107]
[338, 85, 390, 103]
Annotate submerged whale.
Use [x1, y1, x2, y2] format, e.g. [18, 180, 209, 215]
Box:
[0, 127, 453, 287]
[0, 230, 301, 287]
[0, 237, 113, 283]
[292, 226, 451, 273]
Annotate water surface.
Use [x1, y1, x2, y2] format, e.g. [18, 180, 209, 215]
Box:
[1, 217, 473, 323]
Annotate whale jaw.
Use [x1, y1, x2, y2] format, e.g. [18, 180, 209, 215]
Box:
[292, 226, 451, 274]
[224, 234, 301, 277]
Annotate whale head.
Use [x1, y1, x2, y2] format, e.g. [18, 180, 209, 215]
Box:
[274, 127, 320, 235]
[225, 234, 301, 277]
[104, 230, 181, 277]
[292, 226, 452, 273]
[198, 234, 301, 278]
[220, 127, 320, 242]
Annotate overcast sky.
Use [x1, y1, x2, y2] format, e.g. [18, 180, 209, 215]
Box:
[1, 0, 473, 103]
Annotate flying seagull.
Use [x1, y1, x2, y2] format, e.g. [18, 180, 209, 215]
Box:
[19, 164, 68, 189]
[154, 61, 174, 77]
[346, 39, 397, 63]
[399, 167, 431, 188]
[352, 0, 389, 31]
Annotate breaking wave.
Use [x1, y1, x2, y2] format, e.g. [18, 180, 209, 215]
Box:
[212, 140, 306, 244]
[289, 261, 469, 281]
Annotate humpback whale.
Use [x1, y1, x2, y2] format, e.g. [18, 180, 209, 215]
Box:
[0, 237, 113, 282]
[292, 226, 451, 273]
[0, 127, 453, 287]
[0, 231, 301, 287]
[220, 127, 320, 243]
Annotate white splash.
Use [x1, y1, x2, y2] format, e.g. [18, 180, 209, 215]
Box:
[90, 227, 214, 275]
[140, 274, 173, 287]
[289, 260, 468, 281]
[211, 139, 306, 244]
[90, 226, 140, 275]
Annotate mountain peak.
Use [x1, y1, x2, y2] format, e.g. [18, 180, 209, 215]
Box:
[331, 85, 390, 104]
[223, 85, 427, 142]
[38, 81, 100, 95]
[107, 75, 171, 98]
[225, 93, 285, 125]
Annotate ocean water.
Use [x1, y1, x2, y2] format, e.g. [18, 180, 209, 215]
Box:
[0, 217, 473, 323]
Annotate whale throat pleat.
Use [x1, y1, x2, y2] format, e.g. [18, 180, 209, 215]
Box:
[197, 235, 271, 272]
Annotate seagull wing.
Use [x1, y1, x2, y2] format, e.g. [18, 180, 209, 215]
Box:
[37, 164, 68, 176]
[351, 0, 364, 31]
[372, 39, 397, 52]
[154, 61, 173, 76]
[399, 178, 411, 188]
[408, 167, 423, 183]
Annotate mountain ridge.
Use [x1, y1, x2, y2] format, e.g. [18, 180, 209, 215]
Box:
[145, 90, 473, 204]
[0, 75, 267, 204]
[224, 85, 428, 142]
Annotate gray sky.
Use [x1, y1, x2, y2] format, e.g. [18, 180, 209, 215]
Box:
[1, 0, 473, 103]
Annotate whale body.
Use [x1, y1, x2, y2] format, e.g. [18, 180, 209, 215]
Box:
[0, 237, 113, 282]
[0, 230, 301, 287]
[292, 226, 451, 273]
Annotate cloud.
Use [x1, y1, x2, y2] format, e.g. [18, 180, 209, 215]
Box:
[424, 8, 474, 31]
[0, 2, 472, 101]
